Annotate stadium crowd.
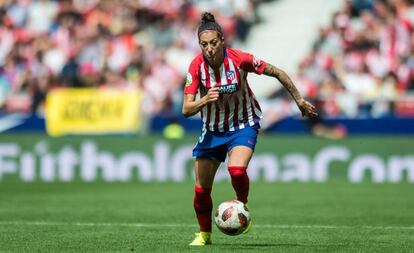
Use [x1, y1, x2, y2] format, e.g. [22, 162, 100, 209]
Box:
[1, 0, 414, 122]
[288, 0, 414, 118]
[0, 0, 263, 116]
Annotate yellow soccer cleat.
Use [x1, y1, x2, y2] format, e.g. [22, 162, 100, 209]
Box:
[241, 203, 252, 234]
[242, 220, 252, 234]
[189, 232, 212, 246]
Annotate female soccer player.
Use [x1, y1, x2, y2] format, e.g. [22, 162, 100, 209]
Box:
[183, 12, 317, 246]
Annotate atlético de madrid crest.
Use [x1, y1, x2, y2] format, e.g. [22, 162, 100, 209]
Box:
[226, 70, 235, 81]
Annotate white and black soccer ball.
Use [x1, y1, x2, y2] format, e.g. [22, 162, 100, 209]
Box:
[214, 200, 251, 236]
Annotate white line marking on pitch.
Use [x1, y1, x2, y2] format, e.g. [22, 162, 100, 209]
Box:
[1, 221, 413, 230]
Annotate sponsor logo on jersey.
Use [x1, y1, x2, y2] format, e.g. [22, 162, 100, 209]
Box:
[185, 73, 192, 87]
[217, 83, 238, 94]
[226, 70, 235, 81]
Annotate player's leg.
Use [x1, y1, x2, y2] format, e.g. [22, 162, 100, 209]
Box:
[227, 146, 253, 204]
[227, 146, 254, 234]
[226, 124, 258, 235]
[193, 158, 220, 232]
[227, 123, 258, 204]
[190, 158, 221, 246]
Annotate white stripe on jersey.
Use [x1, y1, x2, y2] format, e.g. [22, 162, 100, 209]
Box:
[199, 57, 262, 132]
[227, 94, 236, 132]
[209, 103, 215, 130]
[217, 64, 226, 132]
[201, 105, 207, 124]
[251, 92, 263, 121]
[228, 59, 245, 130]
[242, 71, 263, 125]
[200, 62, 208, 126]
[239, 69, 255, 126]
[200, 62, 206, 86]
[226, 59, 236, 131]
[220, 62, 228, 85]
[218, 108, 225, 132]
[237, 85, 245, 130]
[208, 65, 216, 87]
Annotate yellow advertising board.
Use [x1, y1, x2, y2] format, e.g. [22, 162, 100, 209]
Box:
[45, 88, 141, 136]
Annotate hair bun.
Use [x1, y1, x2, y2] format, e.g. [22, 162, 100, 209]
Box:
[201, 12, 215, 24]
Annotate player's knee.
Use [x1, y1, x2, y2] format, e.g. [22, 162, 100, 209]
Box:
[194, 185, 212, 212]
[228, 166, 247, 178]
[194, 185, 212, 195]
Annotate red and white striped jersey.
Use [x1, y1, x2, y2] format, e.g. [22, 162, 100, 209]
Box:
[184, 48, 267, 132]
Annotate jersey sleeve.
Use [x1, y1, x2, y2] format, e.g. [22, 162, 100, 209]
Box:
[183, 60, 200, 95]
[238, 50, 267, 75]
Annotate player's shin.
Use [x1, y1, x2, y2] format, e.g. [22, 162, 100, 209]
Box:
[228, 166, 249, 204]
[193, 185, 213, 232]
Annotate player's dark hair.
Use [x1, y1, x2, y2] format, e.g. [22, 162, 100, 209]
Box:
[201, 12, 216, 24]
[197, 12, 224, 39]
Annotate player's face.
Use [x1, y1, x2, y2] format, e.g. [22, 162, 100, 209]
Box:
[199, 31, 224, 66]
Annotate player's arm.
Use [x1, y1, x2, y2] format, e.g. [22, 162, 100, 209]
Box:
[182, 88, 219, 117]
[263, 63, 318, 118]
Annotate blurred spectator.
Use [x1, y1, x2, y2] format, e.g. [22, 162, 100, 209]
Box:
[284, 0, 414, 119]
[2, 0, 413, 125]
[0, 0, 261, 121]
[258, 0, 414, 136]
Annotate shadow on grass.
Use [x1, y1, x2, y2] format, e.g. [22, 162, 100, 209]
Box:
[216, 243, 348, 249]
[218, 243, 300, 247]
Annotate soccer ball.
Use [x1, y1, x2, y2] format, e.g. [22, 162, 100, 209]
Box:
[214, 200, 251, 236]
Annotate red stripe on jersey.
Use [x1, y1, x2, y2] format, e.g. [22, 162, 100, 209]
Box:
[210, 64, 222, 131]
[224, 58, 232, 84]
[214, 102, 220, 131]
[245, 72, 258, 120]
[214, 69, 221, 86]
[188, 49, 265, 131]
[206, 103, 211, 127]
[249, 85, 262, 112]
[223, 97, 230, 132]
[223, 58, 232, 131]
[242, 83, 249, 125]
[232, 94, 240, 129]
[213, 67, 223, 132]
[226, 58, 239, 129]
[236, 68, 248, 127]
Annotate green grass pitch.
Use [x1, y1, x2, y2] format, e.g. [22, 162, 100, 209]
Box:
[1, 181, 413, 252]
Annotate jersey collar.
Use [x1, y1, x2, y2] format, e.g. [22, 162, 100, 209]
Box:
[203, 47, 227, 68]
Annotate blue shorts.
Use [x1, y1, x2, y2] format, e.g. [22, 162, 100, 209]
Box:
[192, 124, 260, 162]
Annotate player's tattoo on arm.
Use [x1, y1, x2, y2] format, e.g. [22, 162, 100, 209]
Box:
[263, 63, 303, 104]
[263, 63, 317, 117]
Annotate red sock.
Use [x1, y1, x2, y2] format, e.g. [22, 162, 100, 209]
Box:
[228, 166, 249, 204]
[193, 185, 212, 232]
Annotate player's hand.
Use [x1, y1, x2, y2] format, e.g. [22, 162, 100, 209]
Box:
[297, 99, 318, 118]
[205, 87, 219, 103]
